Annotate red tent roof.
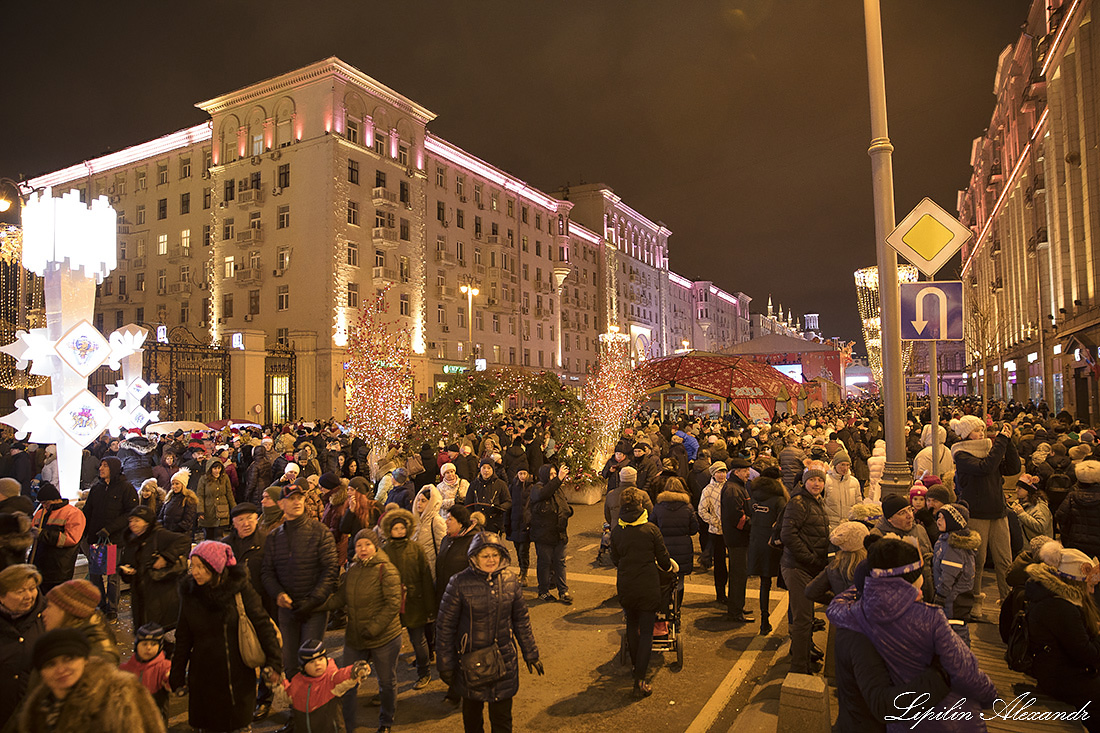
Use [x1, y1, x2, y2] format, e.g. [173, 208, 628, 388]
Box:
[636, 351, 806, 421]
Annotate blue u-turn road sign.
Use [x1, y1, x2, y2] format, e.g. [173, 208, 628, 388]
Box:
[899, 281, 964, 341]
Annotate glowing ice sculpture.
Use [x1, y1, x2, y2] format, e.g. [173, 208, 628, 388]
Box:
[0, 189, 158, 500]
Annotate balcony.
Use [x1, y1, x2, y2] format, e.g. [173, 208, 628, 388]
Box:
[167, 245, 192, 262]
[475, 263, 487, 275]
[115, 259, 130, 272]
[486, 234, 501, 245]
[371, 187, 397, 206]
[372, 226, 398, 247]
[534, 280, 546, 293]
[236, 227, 263, 246]
[372, 266, 399, 284]
[237, 188, 264, 207]
[535, 307, 549, 319]
[235, 267, 263, 286]
[434, 250, 456, 265]
[168, 281, 193, 296]
[131, 257, 146, 270]
[436, 286, 456, 299]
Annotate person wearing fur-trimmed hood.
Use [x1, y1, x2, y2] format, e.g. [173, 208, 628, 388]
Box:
[381, 508, 436, 690]
[1023, 540, 1100, 723]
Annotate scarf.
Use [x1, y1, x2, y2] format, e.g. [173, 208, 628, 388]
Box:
[619, 509, 648, 528]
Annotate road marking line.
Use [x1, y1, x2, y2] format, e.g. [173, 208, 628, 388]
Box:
[578, 542, 600, 552]
[567, 571, 762, 598]
[684, 594, 790, 733]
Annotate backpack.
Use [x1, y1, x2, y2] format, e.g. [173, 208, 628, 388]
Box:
[1004, 601, 1034, 675]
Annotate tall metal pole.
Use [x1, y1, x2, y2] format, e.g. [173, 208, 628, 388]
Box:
[863, 0, 910, 496]
[929, 340, 939, 477]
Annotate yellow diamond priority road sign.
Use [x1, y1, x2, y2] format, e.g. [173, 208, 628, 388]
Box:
[886, 197, 973, 278]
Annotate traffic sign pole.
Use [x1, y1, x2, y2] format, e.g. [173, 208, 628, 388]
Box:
[930, 340, 939, 481]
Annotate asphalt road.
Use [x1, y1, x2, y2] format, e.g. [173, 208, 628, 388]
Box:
[154, 501, 790, 732]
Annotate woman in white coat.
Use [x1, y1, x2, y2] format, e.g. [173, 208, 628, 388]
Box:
[866, 440, 886, 502]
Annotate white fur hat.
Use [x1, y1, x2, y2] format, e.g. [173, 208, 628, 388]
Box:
[1040, 540, 1100, 581]
[920, 424, 947, 448]
[170, 469, 191, 486]
[1076, 460, 1100, 485]
[954, 415, 986, 440]
[283, 462, 300, 476]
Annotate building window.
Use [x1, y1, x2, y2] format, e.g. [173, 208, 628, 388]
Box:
[276, 285, 289, 311]
[437, 304, 446, 324]
[180, 229, 191, 250]
[180, 158, 191, 179]
[203, 225, 211, 247]
[203, 188, 211, 209]
[347, 242, 359, 267]
[399, 256, 410, 282]
[223, 293, 234, 318]
[346, 119, 360, 144]
[277, 164, 290, 188]
[398, 145, 408, 166]
[399, 294, 410, 316]
[400, 218, 410, 241]
[157, 234, 168, 255]
[224, 256, 235, 279]
[374, 133, 386, 156]
[103, 278, 113, 296]
[249, 289, 260, 315]
[535, 212, 542, 230]
[276, 327, 287, 344]
[521, 206, 528, 224]
[347, 201, 360, 226]
[135, 273, 145, 292]
[277, 205, 290, 229]
[437, 201, 446, 222]
[492, 314, 500, 333]
[136, 170, 147, 191]
[180, 192, 190, 215]
[136, 307, 144, 323]
[399, 181, 409, 204]
[136, 205, 146, 225]
[157, 199, 167, 220]
[474, 216, 482, 239]
[223, 218, 235, 240]
[374, 249, 385, 268]
[348, 282, 359, 308]
[458, 307, 466, 328]
[456, 210, 464, 229]
[157, 269, 166, 293]
[157, 163, 168, 185]
[277, 247, 290, 270]
[436, 167, 446, 187]
[491, 193, 498, 211]
[348, 159, 359, 185]
[180, 301, 189, 324]
[522, 236, 528, 252]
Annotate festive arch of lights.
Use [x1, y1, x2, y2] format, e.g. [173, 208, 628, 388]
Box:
[854, 265, 917, 387]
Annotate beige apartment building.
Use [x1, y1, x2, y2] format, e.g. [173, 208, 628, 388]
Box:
[18, 57, 773, 423]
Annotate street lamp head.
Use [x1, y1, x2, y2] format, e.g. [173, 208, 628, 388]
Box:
[0, 198, 11, 213]
[470, 287, 479, 296]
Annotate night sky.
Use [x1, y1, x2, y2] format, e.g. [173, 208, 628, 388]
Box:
[1, 0, 1030, 347]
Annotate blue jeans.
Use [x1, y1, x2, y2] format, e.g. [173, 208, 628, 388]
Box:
[342, 634, 401, 730]
[81, 540, 121, 614]
[535, 541, 567, 595]
[277, 608, 328, 677]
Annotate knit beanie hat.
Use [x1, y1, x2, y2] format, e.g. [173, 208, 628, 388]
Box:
[908, 482, 927, 500]
[46, 579, 101, 619]
[170, 469, 191, 486]
[802, 468, 827, 484]
[0, 478, 19, 500]
[954, 415, 986, 440]
[830, 521, 869, 552]
[922, 474, 943, 487]
[618, 466, 638, 486]
[35, 482, 61, 502]
[129, 505, 157, 525]
[283, 462, 300, 476]
[135, 622, 166, 652]
[33, 628, 90, 669]
[440, 462, 457, 475]
[264, 486, 282, 504]
[393, 468, 409, 484]
[831, 451, 852, 468]
[190, 540, 236, 574]
[938, 503, 969, 532]
[299, 638, 327, 665]
[354, 527, 382, 550]
[926, 485, 951, 505]
[881, 494, 910, 519]
[318, 472, 341, 491]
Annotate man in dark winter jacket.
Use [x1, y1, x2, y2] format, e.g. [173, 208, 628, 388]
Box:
[261, 483, 339, 678]
[600, 441, 633, 496]
[632, 440, 663, 502]
[529, 464, 572, 604]
[2, 442, 35, 496]
[244, 444, 274, 505]
[116, 431, 157, 489]
[720, 458, 753, 622]
[952, 418, 1019, 616]
[780, 467, 829, 674]
[80, 456, 137, 617]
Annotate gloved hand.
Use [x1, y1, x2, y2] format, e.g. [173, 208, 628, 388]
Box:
[440, 670, 454, 686]
[526, 659, 544, 676]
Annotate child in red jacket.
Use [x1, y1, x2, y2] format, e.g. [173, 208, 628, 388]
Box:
[266, 639, 370, 733]
[119, 623, 172, 722]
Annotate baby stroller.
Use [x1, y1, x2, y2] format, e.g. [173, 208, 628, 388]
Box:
[597, 522, 612, 565]
[620, 569, 684, 667]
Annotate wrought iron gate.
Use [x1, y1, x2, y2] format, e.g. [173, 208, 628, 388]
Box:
[265, 344, 296, 424]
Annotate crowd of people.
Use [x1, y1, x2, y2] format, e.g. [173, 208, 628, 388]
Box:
[0, 395, 1099, 731]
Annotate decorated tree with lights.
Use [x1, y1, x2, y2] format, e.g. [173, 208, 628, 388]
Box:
[344, 287, 413, 449]
[584, 332, 646, 459]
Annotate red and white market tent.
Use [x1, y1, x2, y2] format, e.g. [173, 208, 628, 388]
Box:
[636, 351, 806, 422]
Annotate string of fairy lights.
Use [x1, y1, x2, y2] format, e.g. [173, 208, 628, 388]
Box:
[854, 264, 917, 387]
[0, 224, 49, 390]
[584, 330, 645, 456]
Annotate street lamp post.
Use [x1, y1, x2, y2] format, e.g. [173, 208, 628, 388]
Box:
[863, 0, 910, 497]
[460, 282, 479, 364]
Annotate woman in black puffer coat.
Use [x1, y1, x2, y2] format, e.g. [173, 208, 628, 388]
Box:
[652, 477, 697, 608]
[611, 487, 676, 699]
[171, 541, 282, 733]
[118, 506, 189, 630]
[747, 473, 787, 634]
[436, 532, 541, 731]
